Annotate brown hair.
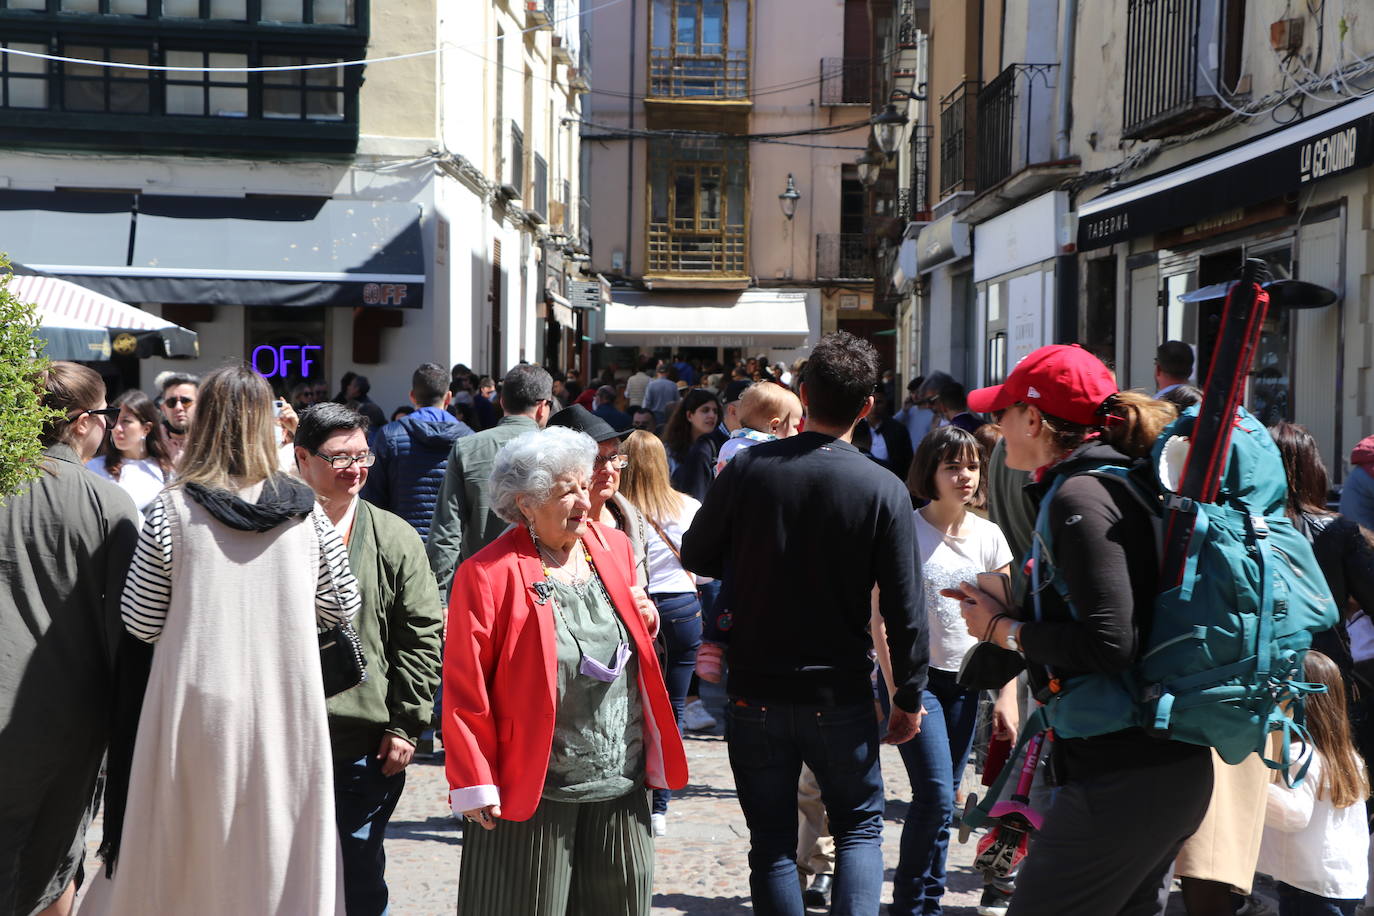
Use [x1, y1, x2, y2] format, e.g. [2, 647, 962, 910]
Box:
[1269, 421, 1331, 522]
[662, 389, 720, 459]
[1035, 390, 1177, 460]
[173, 364, 280, 491]
[619, 430, 684, 524]
[39, 361, 106, 448]
[1301, 650, 1369, 808]
[907, 425, 987, 508]
[102, 388, 174, 480]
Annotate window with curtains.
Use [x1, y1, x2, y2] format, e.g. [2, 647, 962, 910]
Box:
[648, 0, 749, 98]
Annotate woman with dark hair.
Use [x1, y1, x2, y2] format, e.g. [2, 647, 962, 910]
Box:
[0, 362, 139, 916]
[948, 344, 1210, 916]
[1269, 421, 1374, 771]
[83, 364, 360, 915]
[885, 425, 1016, 916]
[87, 389, 173, 517]
[662, 388, 724, 502]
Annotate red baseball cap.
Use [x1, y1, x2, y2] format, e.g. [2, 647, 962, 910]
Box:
[967, 344, 1119, 427]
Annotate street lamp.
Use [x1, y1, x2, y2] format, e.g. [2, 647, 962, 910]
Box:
[871, 103, 908, 157]
[778, 173, 801, 220]
[856, 149, 883, 188]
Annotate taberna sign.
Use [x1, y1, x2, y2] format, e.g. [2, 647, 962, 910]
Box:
[1078, 104, 1374, 251]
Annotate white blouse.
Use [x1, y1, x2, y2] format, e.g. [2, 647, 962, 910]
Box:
[1257, 744, 1370, 900]
[86, 456, 167, 516]
[644, 495, 708, 595]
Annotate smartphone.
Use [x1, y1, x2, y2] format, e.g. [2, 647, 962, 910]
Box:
[976, 571, 1013, 610]
[274, 398, 286, 417]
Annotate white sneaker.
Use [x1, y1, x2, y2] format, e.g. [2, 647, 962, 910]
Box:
[651, 813, 667, 837]
[682, 699, 718, 731]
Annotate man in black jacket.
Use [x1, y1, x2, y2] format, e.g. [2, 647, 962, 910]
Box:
[682, 331, 927, 915]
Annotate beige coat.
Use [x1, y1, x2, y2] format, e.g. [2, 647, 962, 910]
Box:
[1173, 735, 1283, 893]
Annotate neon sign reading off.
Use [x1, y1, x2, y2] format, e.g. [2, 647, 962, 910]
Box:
[252, 344, 323, 378]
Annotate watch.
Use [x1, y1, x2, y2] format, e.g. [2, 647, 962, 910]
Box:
[1004, 620, 1024, 653]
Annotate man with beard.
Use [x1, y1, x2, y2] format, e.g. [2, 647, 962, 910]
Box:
[157, 372, 199, 466]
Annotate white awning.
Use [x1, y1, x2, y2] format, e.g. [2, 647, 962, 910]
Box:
[603, 288, 812, 348]
[10, 271, 199, 357]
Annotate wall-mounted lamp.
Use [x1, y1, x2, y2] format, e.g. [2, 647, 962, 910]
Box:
[871, 103, 909, 157]
[778, 173, 801, 220]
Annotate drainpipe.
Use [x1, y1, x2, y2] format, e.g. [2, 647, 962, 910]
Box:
[1053, 0, 1078, 342]
[1054, 0, 1076, 160]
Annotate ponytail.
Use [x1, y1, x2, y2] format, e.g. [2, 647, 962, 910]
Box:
[1038, 389, 1177, 460]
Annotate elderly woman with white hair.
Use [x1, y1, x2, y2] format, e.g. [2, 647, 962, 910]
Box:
[442, 426, 688, 915]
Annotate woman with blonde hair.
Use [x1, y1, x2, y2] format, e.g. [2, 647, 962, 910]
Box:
[81, 364, 360, 916]
[619, 429, 710, 837]
[0, 362, 139, 916]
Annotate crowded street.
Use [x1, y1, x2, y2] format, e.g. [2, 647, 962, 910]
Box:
[7, 0, 1374, 915]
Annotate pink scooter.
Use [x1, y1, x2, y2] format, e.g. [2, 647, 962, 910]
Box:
[958, 730, 1050, 880]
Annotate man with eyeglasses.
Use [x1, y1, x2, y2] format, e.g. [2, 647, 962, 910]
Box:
[548, 404, 649, 588]
[428, 364, 555, 598]
[156, 372, 199, 466]
[294, 403, 443, 916]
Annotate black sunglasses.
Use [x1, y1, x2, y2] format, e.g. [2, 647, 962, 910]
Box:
[71, 407, 121, 428]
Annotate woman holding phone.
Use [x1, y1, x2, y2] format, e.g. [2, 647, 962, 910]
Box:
[885, 425, 1017, 916]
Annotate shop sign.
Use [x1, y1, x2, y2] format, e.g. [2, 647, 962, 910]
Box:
[252, 344, 322, 378]
[362, 283, 409, 306]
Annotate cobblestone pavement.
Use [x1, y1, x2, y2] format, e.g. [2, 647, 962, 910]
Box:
[82, 682, 1281, 914]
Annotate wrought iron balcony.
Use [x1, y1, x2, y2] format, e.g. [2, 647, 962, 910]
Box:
[975, 64, 1060, 192]
[1123, 0, 1224, 139]
[816, 233, 874, 280]
[904, 123, 933, 222]
[939, 81, 979, 197]
[819, 57, 872, 105]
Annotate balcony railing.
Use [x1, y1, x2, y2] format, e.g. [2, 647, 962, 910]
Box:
[819, 57, 871, 105]
[976, 63, 1059, 192]
[976, 68, 1016, 192]
[532, 154, 548, 221]
[648, 49, 748, 99]
[816, 233, 874, 280]
[525, 0, 553, 28]
[939, 81, 979, 197]
[647, 222, 746, 274]
[903, 123, 933, 221]
[1123, 0, 1222, 139]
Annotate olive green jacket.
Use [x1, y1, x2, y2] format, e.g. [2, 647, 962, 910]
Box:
[426, 414, 539, 597]
[326, 500, 443, 761]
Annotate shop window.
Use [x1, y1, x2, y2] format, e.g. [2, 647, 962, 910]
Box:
[165, 50, 247, 116]
[262, 55, 344, 120]
[62, 44, 151, 112]
[984, 280, 1008, 385]
[162, 0, 249, 19]
[1084, 256, 1117, 362]
[649, 0, 749, 98]
[0, 42, 47, 108]
[647, 136, 747, 275]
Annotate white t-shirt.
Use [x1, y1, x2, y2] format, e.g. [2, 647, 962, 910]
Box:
[86, 456, 167, 517]
[914, 509, 1014, 672]
[644, 495, 704, 595]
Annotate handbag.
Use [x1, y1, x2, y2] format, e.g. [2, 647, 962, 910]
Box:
[317, 525, 367, 698]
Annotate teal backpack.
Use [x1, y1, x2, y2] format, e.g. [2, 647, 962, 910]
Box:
[1008, 406, 1337, 789]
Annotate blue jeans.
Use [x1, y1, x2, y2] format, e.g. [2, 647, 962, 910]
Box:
[334, 753, 406, 916]
[1277, 884, 1361, 916]
[891, 668, 981, 916]
[726, 699, 885, 916]
[651, 591, 703, 815]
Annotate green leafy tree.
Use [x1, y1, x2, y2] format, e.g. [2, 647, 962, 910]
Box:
[0, 256, 60, 503]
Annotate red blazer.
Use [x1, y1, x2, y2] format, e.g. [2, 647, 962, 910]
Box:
[442, 520, 689, 822]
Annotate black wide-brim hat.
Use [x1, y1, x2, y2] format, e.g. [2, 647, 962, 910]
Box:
[547, 404, 634, 443]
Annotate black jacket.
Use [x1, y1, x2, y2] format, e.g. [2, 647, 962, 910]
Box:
[681, 431, 928, 712]
[671, 427, 727, 503]
[869, 417, 915, 479]
[1303, 512, 1374, 677]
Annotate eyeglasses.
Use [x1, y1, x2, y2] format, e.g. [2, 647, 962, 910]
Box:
[314, 451, 376, 469]
[72, 407, 121, 428]
[594, 453, 629, 470]
[164, 396, 195, 408]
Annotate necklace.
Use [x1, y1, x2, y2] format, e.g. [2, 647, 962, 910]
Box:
[530, 532, 631, 682]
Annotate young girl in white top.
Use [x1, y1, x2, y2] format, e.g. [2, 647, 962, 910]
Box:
[1257, 649, 1370, 916]
[885, 424, 1017, 916]
[86, 389, 173, 518]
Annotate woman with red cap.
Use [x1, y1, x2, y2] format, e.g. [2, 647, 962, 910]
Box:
[945, 344, 1213, 916]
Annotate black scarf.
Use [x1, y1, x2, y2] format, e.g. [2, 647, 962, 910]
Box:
[185, 474, 316, 531]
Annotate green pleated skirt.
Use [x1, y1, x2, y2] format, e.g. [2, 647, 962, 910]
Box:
[456, 788, 654, 915]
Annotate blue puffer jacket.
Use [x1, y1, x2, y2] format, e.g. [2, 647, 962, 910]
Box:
[361, 407, 473, 541]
